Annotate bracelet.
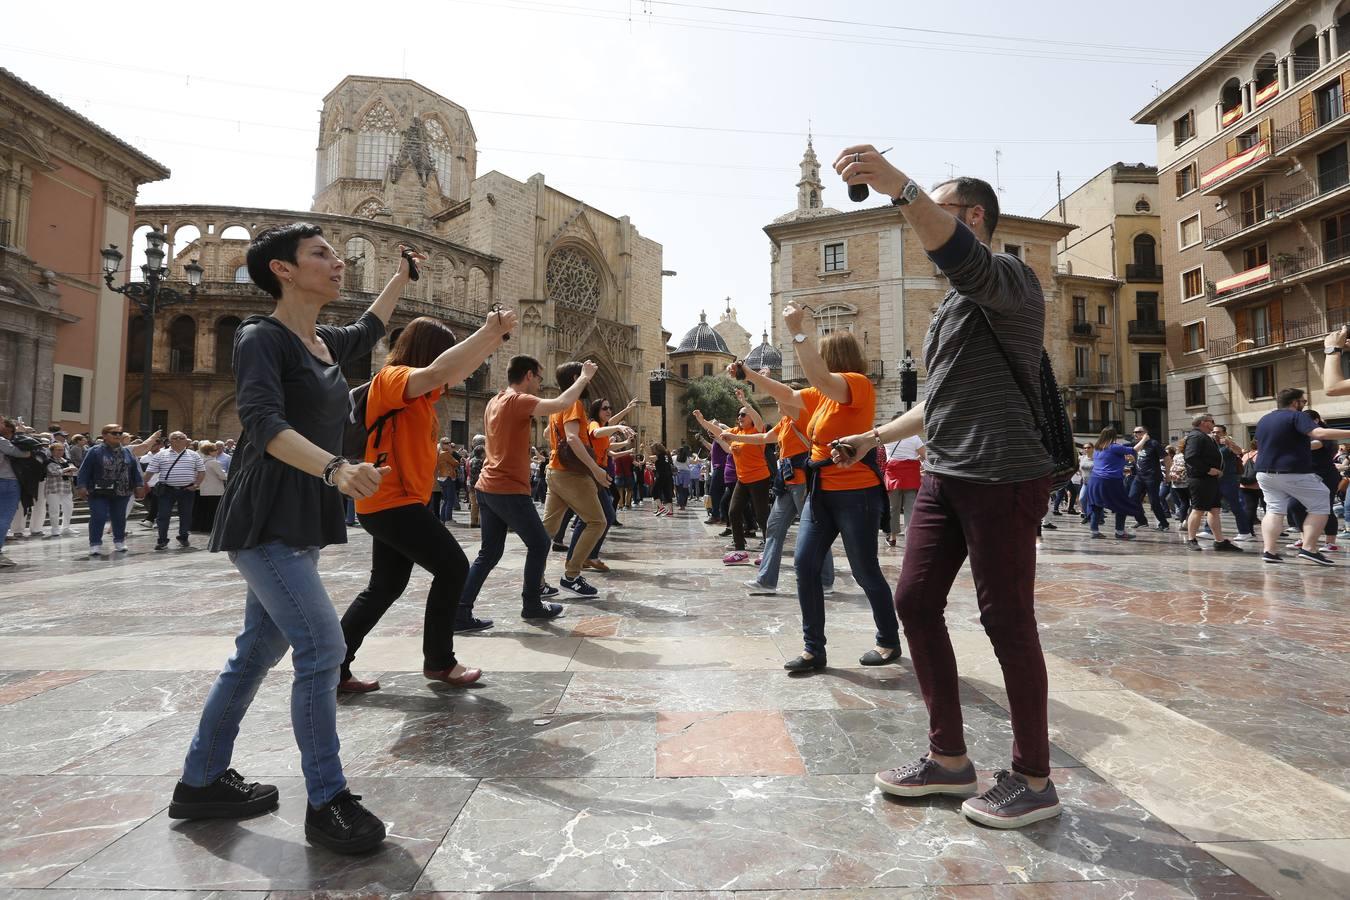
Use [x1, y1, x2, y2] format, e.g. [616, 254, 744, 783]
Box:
[321, 455, 346, 487]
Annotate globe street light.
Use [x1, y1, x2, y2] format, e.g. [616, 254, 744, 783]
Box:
[101, 231, 202, 435]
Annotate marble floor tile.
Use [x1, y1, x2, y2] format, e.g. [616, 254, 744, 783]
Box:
[1197, 838, 1350, 899]
[355, 633, 583, 673]
[556, 668, 915, 714]
[0, 669, 94, 705]
[415, 771, 1230, 893]
[5, 891, 264, 899]
[53, 776, 474, 892]
[567, 635, 787, 671]
[0, 707, 173, 775]
[655, 711, 806, 777]
[0, 774, 176, 888]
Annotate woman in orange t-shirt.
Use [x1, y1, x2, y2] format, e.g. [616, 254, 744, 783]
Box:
[738, 304, 901, 673]
[694, 389, 770, 559]
[337, 310, 515, 693]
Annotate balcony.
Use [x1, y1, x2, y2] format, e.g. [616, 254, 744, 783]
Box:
[1206, 306, 1350, 361]
[1200, 138, 1270, 193]
[1253, 79, 1279, 108]
[1127, 319, 1166, 343]
[1203, 166, 1350, 250]
[867, 358, 885, 381]
[1221, 104, 1244, 128]
[1129, 381, 1167, 408]
[1124, 263, 1163, 283]
[1069, 321, 1096, 340]
[1072, 418, 1124, 435]
[1270, 93, 1350, 158]
[1210, 235, 1350, 306]
[1070, 372, 1113, 388]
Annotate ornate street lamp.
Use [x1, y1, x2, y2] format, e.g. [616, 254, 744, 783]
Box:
[101, 231, 202, 435]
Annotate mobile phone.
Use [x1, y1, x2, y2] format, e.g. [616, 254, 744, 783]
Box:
[830, 438, 858, 458]
[732, 361, 746, 380]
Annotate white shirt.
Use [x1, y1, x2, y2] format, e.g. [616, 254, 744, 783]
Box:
[145, 447, 206, 487]
[884, 436, 925, 462]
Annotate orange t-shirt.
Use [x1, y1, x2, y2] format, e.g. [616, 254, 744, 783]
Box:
[589, 421, 612, 467]
[357, 365, 443, 514]
[548, 399, 591, 471]
[475, 388, 541, 495]
[728, 425, 771, 484]
[773, 399, 819, 486]
[807, 372, 880, 491]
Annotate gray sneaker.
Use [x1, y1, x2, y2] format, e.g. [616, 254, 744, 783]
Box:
[875, 756, 978, 798]
[961, 769, 1061, 828]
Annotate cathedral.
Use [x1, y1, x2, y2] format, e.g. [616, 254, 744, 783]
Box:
[133, 75, 666, 446]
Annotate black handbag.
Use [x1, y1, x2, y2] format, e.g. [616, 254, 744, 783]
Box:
[978, 310, 1078, 491]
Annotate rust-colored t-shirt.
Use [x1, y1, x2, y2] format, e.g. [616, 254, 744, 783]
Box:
[476, 388, 542, 495]
[807, 372, 880, 491]
[357, 365, 443, 514]
[774, 399, 820, 486]
[728, 425, 771, 484]
[548, 400, 591, 471]
[589, 421, 612, 467]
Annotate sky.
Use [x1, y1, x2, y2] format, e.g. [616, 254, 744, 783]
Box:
[8, 0, 1273, 344]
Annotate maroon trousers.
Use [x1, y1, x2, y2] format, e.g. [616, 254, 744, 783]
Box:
[894, 472, 1051, 778]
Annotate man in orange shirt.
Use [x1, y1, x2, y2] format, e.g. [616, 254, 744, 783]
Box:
[457, 355, 599, 629]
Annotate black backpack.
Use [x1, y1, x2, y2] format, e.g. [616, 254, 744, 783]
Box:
[342, 381, 399, 464]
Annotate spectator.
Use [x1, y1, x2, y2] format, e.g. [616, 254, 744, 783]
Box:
[74, 423, 146, 558]
[144, 431, 206, 551]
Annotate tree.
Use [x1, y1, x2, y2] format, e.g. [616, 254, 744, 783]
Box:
[679, 375, 758, 447]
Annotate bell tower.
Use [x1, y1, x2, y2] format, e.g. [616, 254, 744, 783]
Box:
[796, 135, 825, 212]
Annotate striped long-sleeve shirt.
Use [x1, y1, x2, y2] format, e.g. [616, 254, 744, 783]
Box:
[920, 221, 1054, 484]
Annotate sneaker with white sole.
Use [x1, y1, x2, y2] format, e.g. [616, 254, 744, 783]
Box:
[559, 575, 599, 597]
[0, 552, 14, 568]
[744, 578, 777, 595]
[1261, 551, 1284, 564]
[1297, 548, 1336, 567]
[960, 769, 1061, 829]
[1232, 533, 1256, 542]
[875, 757, 977, 798]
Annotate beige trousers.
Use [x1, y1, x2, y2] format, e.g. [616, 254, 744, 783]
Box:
[541, 468, 606, 579]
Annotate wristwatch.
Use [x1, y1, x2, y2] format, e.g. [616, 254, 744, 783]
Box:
[792, 332, 808, 344]
[1327, 346, 1344, 355]
[892, 181, 920, 206]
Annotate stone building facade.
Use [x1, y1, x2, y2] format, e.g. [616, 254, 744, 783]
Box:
[1, 68, 168, 431]
[764, 140, 1074, 422]
[134, 75, 665, 446]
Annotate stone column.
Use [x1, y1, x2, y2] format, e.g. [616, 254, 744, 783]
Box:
[34, 337, 55, 428]
[1333, 25, 1342, 60]
[1321, 30, 1331, 67]
[14, 170, 32, 251]
[1279, 56, 1290, 90]
[1242, 82, 1253, 113]
[153, 315, 172, 372]
[196, 315, 215, 373]
[12, 333, 36, 422]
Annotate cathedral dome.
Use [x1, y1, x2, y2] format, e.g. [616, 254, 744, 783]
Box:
[675, 311, 731, 354]
[745, 331, 782, 371]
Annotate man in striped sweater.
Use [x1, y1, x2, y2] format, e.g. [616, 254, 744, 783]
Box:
[829, 147, 1060, 830]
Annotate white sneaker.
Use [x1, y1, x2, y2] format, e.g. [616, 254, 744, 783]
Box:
[113, 542, 128, 553]
[0, 552, 15, 568]
[1196, 531, 1215, 540]
[1232, 533, 1256, 542]
[821, 585, 835, 596]
[88, 546, 107, 558]
[744, 578, 777, 595]
[61, 527, 75, 536]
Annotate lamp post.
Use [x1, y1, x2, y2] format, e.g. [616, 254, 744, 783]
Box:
[648, 365, 669, 447]
[101, 231, 202, 435]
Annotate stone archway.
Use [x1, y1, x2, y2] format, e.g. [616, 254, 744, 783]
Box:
[570, 340, 629, 412]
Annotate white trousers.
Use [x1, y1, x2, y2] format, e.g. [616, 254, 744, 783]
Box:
[46, 491, 74, 533]
[11, 482, 45, 534]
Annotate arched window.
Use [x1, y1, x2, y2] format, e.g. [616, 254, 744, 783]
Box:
[356, 101, 399, 180]
[546, 248, 600, 314]
[343, 237, 377, 292]
[1292, 25, 1319, 83]
[1219, 77, 1242, 124]
[127, 315, 147, 372]
[1254, 52, 1278, 92]
[219, 225, 251, 241]
[1134, 198, 1151, 213]
[424, 117, 454, 195]
[215, 316, 241, 374]
[467, 267, 490, 313]
[233, 264, 250, 283]
[809, 189, 819, 208]
[1133, 234, 1157, 268]
[814, 303, 855, 336]
[168, 315, 196, 373]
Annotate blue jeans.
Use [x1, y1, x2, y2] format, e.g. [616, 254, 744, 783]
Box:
[87, 494, 131, 548]
[181, 541, 346, 808]
[757, 482, 834, 590]
[569, 484, 616, 560]
[0, 479, 18, 552]
[439, 478, 456, 521]
[461, 491, 552, 614]
[156, 485, 196, 542]
[793, 487, 899, 659]
[1127, 476, 1169, 526]
[1218, 478, 1253, 535]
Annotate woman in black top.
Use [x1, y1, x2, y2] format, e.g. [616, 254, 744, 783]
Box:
[171, 224, 407, 856]
[651, 443, 674, 515]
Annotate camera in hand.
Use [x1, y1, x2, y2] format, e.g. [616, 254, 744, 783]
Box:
[848, 183, 870, 202]
[401, 247, 420, 282]
[731, 361, 746, 380]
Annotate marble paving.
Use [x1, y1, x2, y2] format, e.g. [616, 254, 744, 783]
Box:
[1, 502, 1347, 897]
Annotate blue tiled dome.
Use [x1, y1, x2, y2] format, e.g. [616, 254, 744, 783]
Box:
[675, 311, 731, 354]
[745, 331, 782, 370]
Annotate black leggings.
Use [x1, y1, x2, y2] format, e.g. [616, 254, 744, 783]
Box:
[340, 501, 468, 678]
[729, 477, 772, 550]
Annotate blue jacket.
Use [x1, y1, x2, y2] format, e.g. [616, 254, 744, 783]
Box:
[75, 444, 144, 495]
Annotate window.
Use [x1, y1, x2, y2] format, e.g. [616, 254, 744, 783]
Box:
[1098, 354, 1111, 381]
[1004, 243, 1022, 259]
[1185, 376, 1206, 407]
[1240, 184, 1266, 227]
[1182, 267, 1204, 300]
[1328, 278, 1350, 328]
[1136, 291, 1159, 323]
[1099, 399, 1113, 423]
[1097, 305, 1108, 325]
[1242, 243, 1269, 270]
[233, 265, 250, 283]
[1175, 163, 1197, 197]
[1133, 234, 1157, 268]
[1073, 296, 1087, 323]
[1183, 320, 1206, 353]
[1075, 346, 1090, 377]
[702, 363, 713, 377]
[823, 242, 846, 272]
[1174, 109, 1195, 146]
[1135, 198, 1151, 213]
[1250, 364, 1275, 399]
[356, 132, 399, 179]
[680, 363, 689, 378]
[1179, 213, 1201, 249]
[60, 374, 82, 414]
[1235, 124, 1262, 152]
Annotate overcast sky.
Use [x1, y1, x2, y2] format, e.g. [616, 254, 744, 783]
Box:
[10, 0, 1269, 345]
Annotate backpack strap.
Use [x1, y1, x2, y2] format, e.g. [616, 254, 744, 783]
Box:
[975, 307, 1046, 436]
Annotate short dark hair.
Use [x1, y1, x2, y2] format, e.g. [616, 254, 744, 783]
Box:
[385, 316, 456, 369]
[556, 360, 584, 390]
[507, 355, 542, 384]
[588, 398, 608, 421]
[931, 176, 1000, 237]
[1277, 387, 1305, 408]
[246, 223, 324, 299]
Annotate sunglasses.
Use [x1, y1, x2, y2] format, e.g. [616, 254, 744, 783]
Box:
[103, 430, 124, 436]
[601, 405, 612, 410]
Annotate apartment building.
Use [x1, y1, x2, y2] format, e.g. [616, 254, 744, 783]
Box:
[1133, 0, 1350, 439]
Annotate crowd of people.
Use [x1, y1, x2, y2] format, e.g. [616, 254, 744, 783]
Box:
[12, 149, 1350, 856]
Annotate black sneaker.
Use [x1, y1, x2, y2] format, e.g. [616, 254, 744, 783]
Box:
[154, 540, 169, 551]
[1297, 548, 1336, 567]
[1262, 551, 1285, 564]
[551, 541, 567, 552]
[1041, 522, 1058, 530]
[1213, 539, 1243, 552]
[1154, 523, 1170, 532]
[168, 768, 279, 820]
[1185, 539, 1203, 551]
[539, 583, 560, 598]
[559, 575, 598, 597]
[522, 601, 564, 620]
[453, 616, 494, 633]
[305, 789, 386, 854]
[718, 528, 733, 537]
